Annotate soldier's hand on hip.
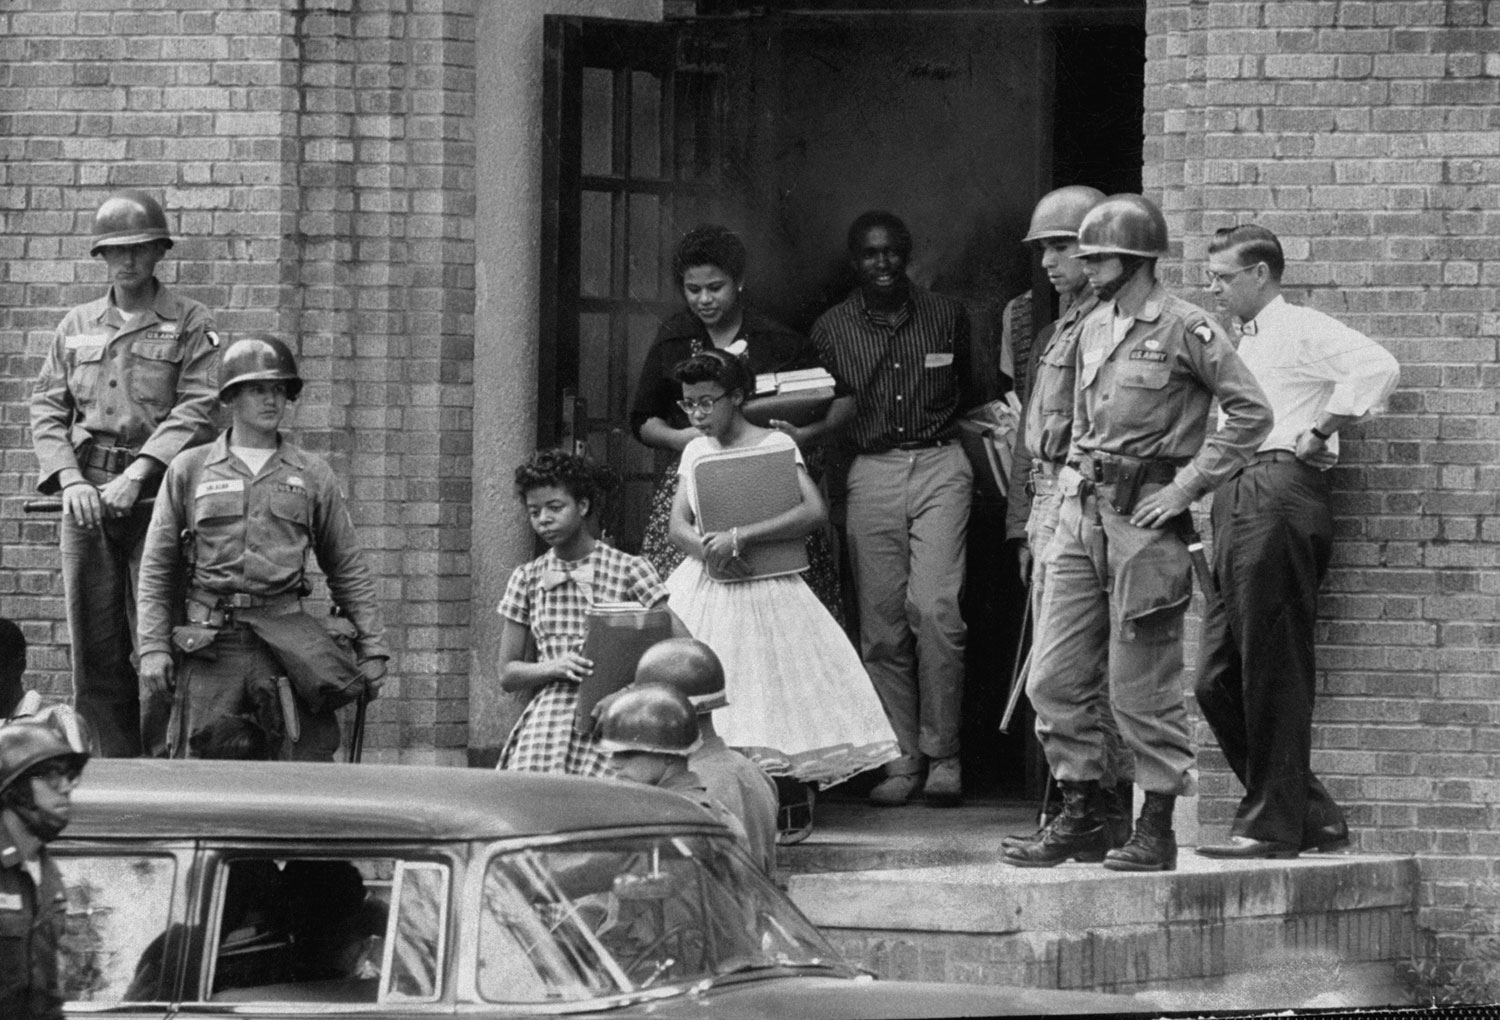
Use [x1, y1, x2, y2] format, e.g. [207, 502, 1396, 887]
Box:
[1130, 482, 1193, 529]
[98, 473, 142, 518]
[62, 482, 104, 529]
[140, 652, 175, 697]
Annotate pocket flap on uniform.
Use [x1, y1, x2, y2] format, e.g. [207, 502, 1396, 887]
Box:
[133, 339, 183, 362]
[72, 344, 106, 364]
[1118, 365, 1170, 390]
[1115, 534, 1192, 626]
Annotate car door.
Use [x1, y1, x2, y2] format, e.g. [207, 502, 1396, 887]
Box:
[53, 841, 193, 1020]
[170, 847, 457, 1020]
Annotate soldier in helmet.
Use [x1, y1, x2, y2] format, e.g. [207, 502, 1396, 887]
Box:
[999, 187, 1135, 853]
[1004, 194, 1271, 872]
[135, 335, 389, 761]
[631, 639, 778, 872]
[0, 720, 90, 1019]
[30, 190, 222, 757]
[596, 684, 750, 852]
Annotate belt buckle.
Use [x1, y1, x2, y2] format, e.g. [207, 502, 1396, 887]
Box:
[225, 593, 256, 609]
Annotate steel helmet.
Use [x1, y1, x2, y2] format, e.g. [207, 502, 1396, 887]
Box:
[218, 334, 303, 401]
[1022, 185, 1107, 244]
[633, 639, 728, 714]
[1076, 193, 1169, 259]
[597, 684, 702, 756]
[89, 190, 174, 256]
[0, 720, 89, 798]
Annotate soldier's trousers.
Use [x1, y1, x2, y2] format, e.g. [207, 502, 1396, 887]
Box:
[60, 500, 169, 757]
[171, 626, 339, 761]
[1026, 474, 1134, 786]
[1194, 457, 1344, 846]
[1028, 476, 1196, 795]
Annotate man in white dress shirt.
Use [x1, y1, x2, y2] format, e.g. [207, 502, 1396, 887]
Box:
[1194, 224, 1400, 859]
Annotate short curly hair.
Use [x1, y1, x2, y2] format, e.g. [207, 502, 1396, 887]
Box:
[671, 349, 752, 396]
[846, 209, 913, 259]
[672, 224, 747, 282]
[513, 449, 619, 513]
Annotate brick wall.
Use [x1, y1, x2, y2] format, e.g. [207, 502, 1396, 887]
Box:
[0, 0, 477, 761]
[1146, 0, 1500, 971]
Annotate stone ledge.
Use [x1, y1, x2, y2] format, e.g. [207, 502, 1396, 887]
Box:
[787, 853, 1416, 933]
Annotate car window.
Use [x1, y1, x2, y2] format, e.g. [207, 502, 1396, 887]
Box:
[478, 834, 849, 1003]
[50, 852, 178, 1004]
[205, 855, 446, 1006]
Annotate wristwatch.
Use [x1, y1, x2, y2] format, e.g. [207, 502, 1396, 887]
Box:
[123, 461, 151, 485]
[1309, 426, 1332, 442]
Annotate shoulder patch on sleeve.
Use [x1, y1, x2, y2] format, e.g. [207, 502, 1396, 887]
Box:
[1192, 324, 1215, 345]
[206, 329, 221, 348]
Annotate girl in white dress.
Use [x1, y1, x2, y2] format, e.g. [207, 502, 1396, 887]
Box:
[664, 350, 899, 840]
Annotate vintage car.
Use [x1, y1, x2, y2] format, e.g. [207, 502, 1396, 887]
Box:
[54, 759, 1128, 1018]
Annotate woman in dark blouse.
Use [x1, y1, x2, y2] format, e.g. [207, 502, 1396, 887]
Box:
[631, 227, 846, 621]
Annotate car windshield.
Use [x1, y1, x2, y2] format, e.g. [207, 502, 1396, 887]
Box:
[477, 833, 852, 1002]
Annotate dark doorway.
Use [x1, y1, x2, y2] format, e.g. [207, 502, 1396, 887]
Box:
[540, 4, 1146, 800]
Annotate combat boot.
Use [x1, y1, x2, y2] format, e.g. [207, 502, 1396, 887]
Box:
[1103, 791, 1177, 872]
[1002, 780, 1109, 867]
[1103, 781, 1134, 849]
[1000, 784, 1061, 850]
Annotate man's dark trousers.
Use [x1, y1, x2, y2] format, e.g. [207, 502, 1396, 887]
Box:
[1195, 457, 1345, 847]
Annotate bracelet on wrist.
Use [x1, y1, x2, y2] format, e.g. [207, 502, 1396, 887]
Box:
[1309, 426, 1331, 442]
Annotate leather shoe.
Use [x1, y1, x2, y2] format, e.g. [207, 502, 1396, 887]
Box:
[1195, 836, 1300, 860]
[1302, 821, 1351, 853]
[868, 771, 923, 807]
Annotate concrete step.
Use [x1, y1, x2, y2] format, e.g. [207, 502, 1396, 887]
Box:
[782, 798, 1416, 1007]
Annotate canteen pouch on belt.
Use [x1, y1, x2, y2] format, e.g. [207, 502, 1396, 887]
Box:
[171, 624, 220, 660]
[237, 611, 362, 714]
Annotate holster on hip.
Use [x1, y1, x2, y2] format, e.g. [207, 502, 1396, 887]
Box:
[1104, 459, 1147, 515]
[237, 611, 362, 713]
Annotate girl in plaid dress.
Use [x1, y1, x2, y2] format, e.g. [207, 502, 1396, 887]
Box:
[496, 451, 670, 776]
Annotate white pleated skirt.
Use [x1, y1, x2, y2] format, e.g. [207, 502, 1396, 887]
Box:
[664, 558, 900, 789]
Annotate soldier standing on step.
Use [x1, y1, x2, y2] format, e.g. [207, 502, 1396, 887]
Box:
[1004, 194, 1271, 872]
[29, 190, 222, 757]
[136, 335, 388, 761]
[1000, 186, 1136, 853]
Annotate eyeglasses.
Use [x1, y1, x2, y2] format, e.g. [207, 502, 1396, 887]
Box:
[30, 760, 83, 792]
[1204, 262, 1263, 287]
[677, 394, 731, 415]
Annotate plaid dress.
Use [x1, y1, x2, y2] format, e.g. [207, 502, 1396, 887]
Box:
[496, 544, 667, 776]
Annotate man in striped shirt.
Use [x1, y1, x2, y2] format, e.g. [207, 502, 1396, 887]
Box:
[811, 211, 979, 808]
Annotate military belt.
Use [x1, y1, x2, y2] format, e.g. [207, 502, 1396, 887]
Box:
[1075, 453, 1179, 487]
[77, 441, 137, 475]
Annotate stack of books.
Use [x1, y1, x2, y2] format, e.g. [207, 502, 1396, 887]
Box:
[742, 368, 837, 428]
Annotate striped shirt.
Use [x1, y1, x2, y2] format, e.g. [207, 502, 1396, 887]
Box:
[810, 284, 974, 454]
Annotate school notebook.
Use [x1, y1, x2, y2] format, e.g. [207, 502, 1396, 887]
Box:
[691, 444, 810, 582]
[574, 602, 675, 735]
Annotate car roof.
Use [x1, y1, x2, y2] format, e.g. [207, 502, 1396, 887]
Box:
[65, 759, 721, 842]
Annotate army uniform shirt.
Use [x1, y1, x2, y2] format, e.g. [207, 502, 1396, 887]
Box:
[136, 431, 388, 663]
[1005, 294, 1102, 541]
[30, 282, 220, 491]
[0, 836, 65, 1020]
[1070, 282, 1272, 498]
